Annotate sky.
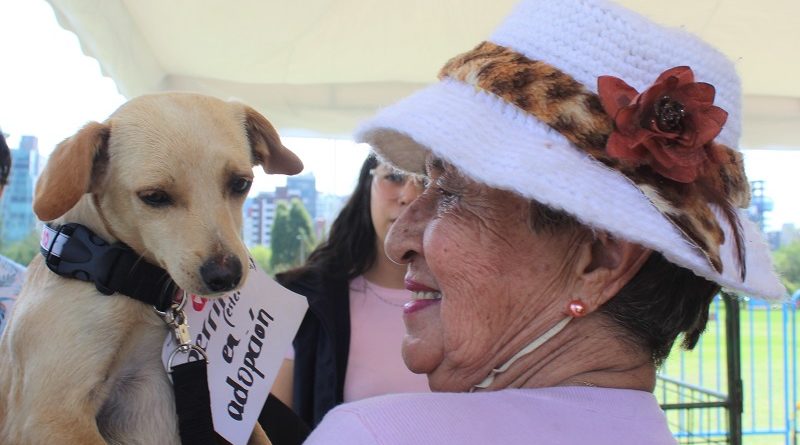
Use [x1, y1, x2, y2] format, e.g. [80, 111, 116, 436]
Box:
[0, 0, 798, 230]
[0, 0, 370, 197]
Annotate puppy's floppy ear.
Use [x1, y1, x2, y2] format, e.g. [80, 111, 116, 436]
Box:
[33, 121, 110, 221]
[244, 106, 303, 175]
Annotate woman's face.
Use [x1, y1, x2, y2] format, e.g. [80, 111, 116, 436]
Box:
[385, 156, 581, 391]
[370, 162, 424, 248]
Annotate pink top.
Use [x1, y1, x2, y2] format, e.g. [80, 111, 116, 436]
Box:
[284, 276, 430, 401]
[343, 276, 430, 402]
[305, 387, 677, 445]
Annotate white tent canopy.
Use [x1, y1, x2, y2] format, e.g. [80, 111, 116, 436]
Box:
[46, 0, 800, 147]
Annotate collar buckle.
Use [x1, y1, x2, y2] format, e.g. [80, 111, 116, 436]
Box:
[41, 223, 127, 295]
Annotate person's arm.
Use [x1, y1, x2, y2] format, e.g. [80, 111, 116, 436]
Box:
[271, 358, 294, 408]
[259, 358, 309, 445]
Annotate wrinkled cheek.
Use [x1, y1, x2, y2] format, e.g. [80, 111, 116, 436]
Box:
[439, 267, 519, 381]
[421, 219, 505, 379]
[425, 307, 497, 392]
[402, 304, 445, 374]
[439, 294, 496, 371]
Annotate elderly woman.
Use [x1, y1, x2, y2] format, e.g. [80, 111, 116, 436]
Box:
[303, 0, 785, 443]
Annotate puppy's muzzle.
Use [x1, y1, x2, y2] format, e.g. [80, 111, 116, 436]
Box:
[200, 254, 243, 293]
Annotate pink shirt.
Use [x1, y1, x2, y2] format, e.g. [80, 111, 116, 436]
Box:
[306, 387, 676, 445]
[344, 276, 430, 401]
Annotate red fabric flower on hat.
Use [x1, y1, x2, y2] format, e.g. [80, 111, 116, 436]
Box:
[597, 66, 728, 183]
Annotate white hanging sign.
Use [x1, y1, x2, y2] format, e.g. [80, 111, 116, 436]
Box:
[162, 258, 307, 445]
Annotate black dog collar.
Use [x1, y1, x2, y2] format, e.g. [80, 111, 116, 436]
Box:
[40, 223, 178, 312]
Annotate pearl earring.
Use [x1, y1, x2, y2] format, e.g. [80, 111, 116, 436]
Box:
[568, 300, 587, 318]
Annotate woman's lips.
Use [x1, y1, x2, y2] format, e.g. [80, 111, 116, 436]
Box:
[403, 279, 442, 314]
[403, 298, 440, 314]
[404, 279, 438, 292]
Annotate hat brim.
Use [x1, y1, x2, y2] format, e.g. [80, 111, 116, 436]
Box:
[357, 79, 785, 301]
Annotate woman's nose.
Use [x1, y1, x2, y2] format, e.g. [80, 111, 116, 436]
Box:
[386, 193, 429, 265]
[398, 178, 423, 206]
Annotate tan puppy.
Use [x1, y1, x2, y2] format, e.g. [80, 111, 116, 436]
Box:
[0, 93, 302, 444]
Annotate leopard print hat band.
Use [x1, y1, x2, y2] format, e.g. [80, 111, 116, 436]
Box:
[440, 41, 749, 281]
[357, 0, 785, 300]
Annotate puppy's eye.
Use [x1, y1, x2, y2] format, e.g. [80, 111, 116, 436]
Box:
[138, 190, 172, 207]
[231, 177, 252, 195]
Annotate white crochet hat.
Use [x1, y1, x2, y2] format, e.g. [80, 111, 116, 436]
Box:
[357, 0, 786, 300]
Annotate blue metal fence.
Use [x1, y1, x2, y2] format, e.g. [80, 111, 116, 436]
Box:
[656, 294, 799, 445]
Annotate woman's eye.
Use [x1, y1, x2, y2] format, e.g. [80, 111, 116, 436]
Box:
[437, 187, 456, 199]
[139, 190, 172, 207]
[385, 172, 406, 184]
[433, 175, 460, 206]
[231, 177, 252, 195]
[435, 184, 460, 205]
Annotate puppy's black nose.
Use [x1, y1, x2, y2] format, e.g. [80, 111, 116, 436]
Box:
[200, 254, 243, 292]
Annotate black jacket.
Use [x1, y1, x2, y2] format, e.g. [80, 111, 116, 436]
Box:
[257, 269, 350, 444]
[281, 269, 351, 428]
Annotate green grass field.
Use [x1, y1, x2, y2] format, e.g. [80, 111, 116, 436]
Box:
[656, 298, 799, 445]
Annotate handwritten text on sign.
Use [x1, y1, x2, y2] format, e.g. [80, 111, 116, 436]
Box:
[162, 258, 307, 445]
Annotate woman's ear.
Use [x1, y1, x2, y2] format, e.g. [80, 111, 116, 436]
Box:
[570, 232, 651, 312]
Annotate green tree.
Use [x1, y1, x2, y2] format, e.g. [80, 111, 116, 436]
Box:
[288, 198, 316, 261]
[249, 244, 272, 275]
[270, 201, 292, 270]
[270, 198, 316, 270]
[773, 240, 800, 294]
[1, 231, 40, 266]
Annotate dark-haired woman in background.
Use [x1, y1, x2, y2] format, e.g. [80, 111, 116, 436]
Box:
[267, 154, 428, 430]
[1, 130, 26, 335]
[0, 130, 10, 197]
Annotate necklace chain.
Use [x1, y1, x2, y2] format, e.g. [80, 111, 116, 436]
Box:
[363, 280, 406, 308]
